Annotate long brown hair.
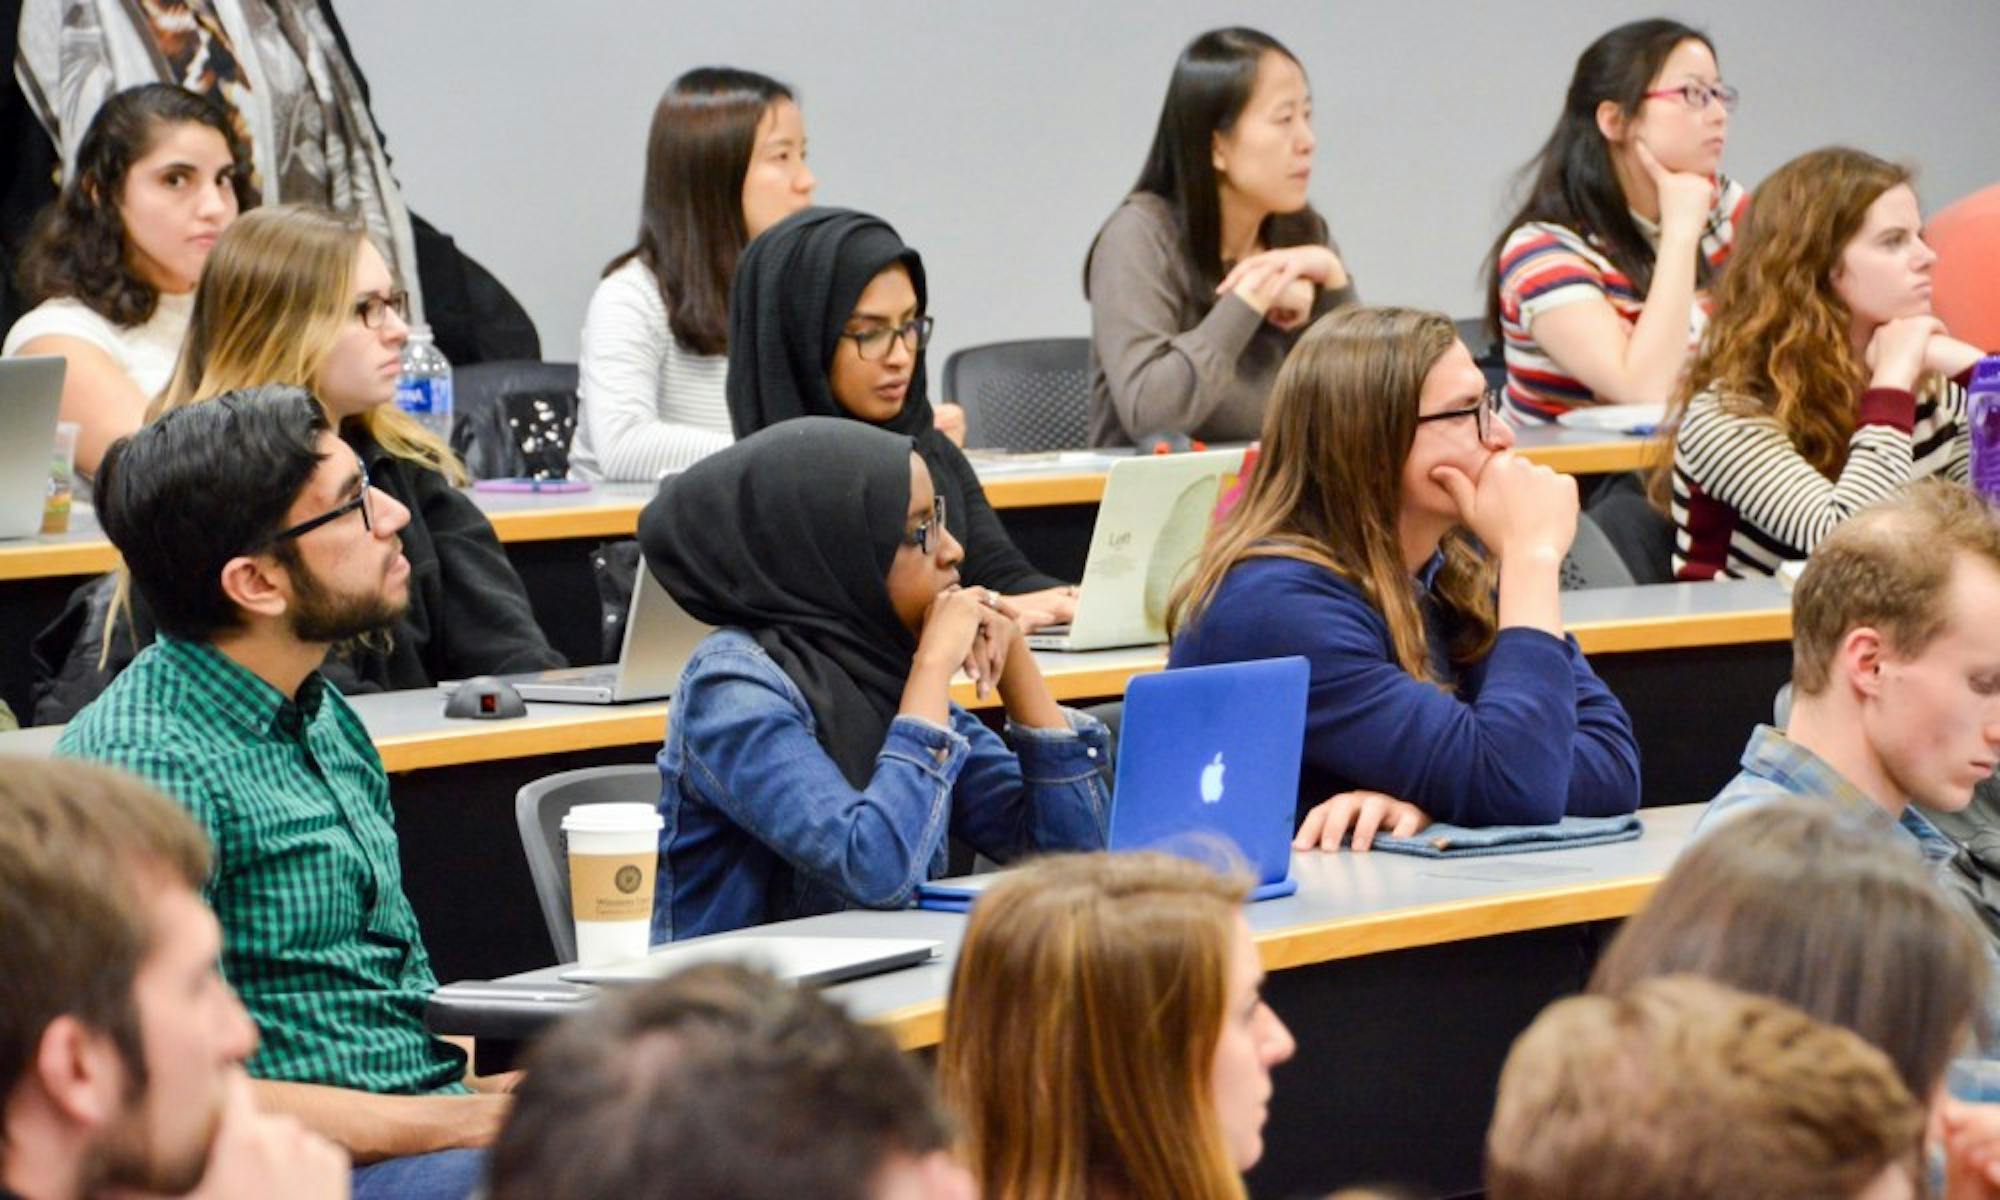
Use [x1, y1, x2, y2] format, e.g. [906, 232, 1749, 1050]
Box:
[1590, 799, 1988, 1099]
[1651, 148, 1916, 505]
[157, 204, 464, 482]
[1168, 306, 1497, 680]
[605, 67, 794, 356]
[937, 853, 1251, 1200]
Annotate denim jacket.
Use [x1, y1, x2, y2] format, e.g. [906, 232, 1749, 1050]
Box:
[652, 628, 1111, 941]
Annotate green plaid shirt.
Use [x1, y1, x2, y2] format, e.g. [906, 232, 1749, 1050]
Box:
[57, 637, 467, 1095]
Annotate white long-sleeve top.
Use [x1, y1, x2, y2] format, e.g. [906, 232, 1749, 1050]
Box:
[569, 259, 734, 482]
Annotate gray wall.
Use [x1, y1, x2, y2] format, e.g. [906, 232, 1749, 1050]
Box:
[345, 1, 2000, 369]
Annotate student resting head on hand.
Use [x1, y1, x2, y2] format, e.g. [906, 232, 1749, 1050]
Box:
[1168, 306, 1640, 844]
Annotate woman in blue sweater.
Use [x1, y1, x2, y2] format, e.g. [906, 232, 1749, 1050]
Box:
[1167, 306, 1640, 847]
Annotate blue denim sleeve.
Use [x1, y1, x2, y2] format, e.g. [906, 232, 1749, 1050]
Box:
[675, 643, 972, 909]
[946, 706, 1112, 863]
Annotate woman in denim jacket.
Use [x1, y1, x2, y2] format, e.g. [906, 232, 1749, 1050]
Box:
[641, 418, 1110, 939]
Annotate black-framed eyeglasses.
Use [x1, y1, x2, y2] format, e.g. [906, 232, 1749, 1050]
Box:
[904, 494, 948, 554]
[1641, 80, 1740, 113]
[1416, 388, 1506, 445]
[260, 461, 375, 548]
[354, 290, 411, 330]
[841, 315, 933, 362]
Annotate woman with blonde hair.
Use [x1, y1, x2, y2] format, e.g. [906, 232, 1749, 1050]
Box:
[1663, 147, 1987, 580]
[937, 852, 1294, 1199]
[1167, 307, 1640, 844]
[68, 204, 559, 697]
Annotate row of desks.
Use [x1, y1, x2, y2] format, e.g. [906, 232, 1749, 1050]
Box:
[0, 424, 1653, 583]
[433, 802, 1703, 1196]
[0, 578, 1791, 773]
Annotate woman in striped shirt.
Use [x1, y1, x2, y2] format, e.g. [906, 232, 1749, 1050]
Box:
[1663, 148, 1987, 580]
[569, 68, 817, 482]
[1486, 19, 1747, 422]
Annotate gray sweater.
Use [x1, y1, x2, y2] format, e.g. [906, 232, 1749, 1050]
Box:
[1086, 193, 1357, 447]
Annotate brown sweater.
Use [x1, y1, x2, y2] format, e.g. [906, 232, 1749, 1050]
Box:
[1086, 193, 1357, 447]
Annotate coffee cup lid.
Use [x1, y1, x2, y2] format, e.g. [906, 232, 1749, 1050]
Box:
[560, 802, 664, 833]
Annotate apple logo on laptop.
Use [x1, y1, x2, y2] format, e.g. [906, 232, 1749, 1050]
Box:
[1200, 753, 1225, 804]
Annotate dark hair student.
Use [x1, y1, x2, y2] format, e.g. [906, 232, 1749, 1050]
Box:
[8, 83, 256, 476]
[572, 66, 814, 482]
[1083, 27, 1358, 448]
[1485, 19, 1747, 420]
[639, 417, 1108, 939]
[727, 206, 1077, 628]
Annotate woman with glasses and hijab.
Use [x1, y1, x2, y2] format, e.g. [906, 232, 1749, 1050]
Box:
[727, 206, 1078, 630]
[1486, 18, 1748, 421]
[1168, 308, 1640, 847]
[638, 418, 1108, 939]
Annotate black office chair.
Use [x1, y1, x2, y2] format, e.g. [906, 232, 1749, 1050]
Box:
[942, 338, 1092, 452]
[449, 359, 579, 480]
[1452, 316, 1508, 393]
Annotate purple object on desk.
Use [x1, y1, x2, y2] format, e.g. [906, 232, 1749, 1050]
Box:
[472, 478, 591, 494]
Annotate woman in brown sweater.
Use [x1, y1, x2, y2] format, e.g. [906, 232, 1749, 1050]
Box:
[1085, 27, 1358, 448]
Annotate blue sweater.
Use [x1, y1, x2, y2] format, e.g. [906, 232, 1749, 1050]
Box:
[1167, 556, 1641, 826]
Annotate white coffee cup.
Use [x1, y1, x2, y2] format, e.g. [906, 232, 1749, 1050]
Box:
[561, 802, 664, 966]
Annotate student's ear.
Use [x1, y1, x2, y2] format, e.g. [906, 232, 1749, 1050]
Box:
[1844, 627, 1888, 699]
[33, 1015, 129, 1127]
[1212, 130, 1230, 178]
[218, 554, 290, 622]
[1595, 100, 1628, 145]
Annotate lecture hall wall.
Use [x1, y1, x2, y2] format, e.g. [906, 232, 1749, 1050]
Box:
[349, 0, 2000, 367]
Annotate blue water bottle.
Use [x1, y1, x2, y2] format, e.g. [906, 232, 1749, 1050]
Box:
[1971, 355, 2000, 506]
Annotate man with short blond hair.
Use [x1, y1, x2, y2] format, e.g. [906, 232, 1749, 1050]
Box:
[0, 757, 346, 1200]
[1487, 975, 1924, 1200]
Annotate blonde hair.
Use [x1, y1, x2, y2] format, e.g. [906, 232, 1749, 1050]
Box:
[1168, 306, 1497, 681]
[1488, 976, 1924, 1200]
[937, 852, 1251, 1200]
[158, 203, 464, 483]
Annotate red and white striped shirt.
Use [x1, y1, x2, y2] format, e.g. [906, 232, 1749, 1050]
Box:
[1497, 178, 1750, 422]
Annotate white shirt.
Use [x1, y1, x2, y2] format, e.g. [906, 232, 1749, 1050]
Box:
[569, 258, 733, 482]
[3, 291, 194, 399]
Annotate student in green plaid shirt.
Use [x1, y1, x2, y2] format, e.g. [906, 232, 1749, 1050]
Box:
[58, 388, 504, 1199]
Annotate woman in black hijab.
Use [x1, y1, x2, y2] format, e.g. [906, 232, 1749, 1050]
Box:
[639, 417, 1109, 939]
[727, 206, 1080, 630]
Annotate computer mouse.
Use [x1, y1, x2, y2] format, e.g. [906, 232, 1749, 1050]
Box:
[444, 676, 528, 720]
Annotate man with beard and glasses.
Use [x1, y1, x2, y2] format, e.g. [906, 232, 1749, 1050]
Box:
[57, 387, 507, 1200]
[0, 757, 347, 1200]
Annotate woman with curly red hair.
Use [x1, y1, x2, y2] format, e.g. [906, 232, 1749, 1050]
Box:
[1662, 147, 1988, 580]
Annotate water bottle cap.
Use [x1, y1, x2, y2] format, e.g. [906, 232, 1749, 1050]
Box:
[1974, 355, 2000, 389]
[406, 323, 434, 343]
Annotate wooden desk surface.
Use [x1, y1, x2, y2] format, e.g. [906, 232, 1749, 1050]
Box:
[0, 584, 1790, 774]
[435, 804, 1704, 1050]
[0, 433, 1655, 580]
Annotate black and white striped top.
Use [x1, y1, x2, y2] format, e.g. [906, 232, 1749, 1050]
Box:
[1670, 376, 1968, 580]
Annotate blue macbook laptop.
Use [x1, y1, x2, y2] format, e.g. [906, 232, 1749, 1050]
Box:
[917, 656, 1310, 910]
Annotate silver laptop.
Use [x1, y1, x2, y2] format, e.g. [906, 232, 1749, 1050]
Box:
[460, 565, 711, 703]
[561, 934, 940, 987]
[0, 356, 67, 540]
[1026, 448, 1247, 652]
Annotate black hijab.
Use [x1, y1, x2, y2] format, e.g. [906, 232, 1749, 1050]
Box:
[639, 417, 920, 788]
[726, 205, 936, 441]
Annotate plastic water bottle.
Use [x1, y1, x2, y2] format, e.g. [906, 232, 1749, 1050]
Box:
[395, 324, 454, 441]
[1971, 355, 2000, 507]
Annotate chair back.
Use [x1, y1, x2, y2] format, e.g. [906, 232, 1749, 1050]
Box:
[943, 338, 1091, 451]
[1559, 512, 1638, 591]
[450, 359, 580, 479]
[515, 764, 661, 962]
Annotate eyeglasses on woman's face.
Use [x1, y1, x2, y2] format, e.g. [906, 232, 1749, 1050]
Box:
[1415, 388, 1507, 445]
[842, 315, 934, 362]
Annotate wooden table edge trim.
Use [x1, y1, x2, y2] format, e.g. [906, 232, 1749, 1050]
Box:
[1570, 608, 1791, 654]
[481, 507, 647, 542]
[377, 705, 670, 773]
[0, 541, 121, 581]
[868, 872, 1662, 1048]
[1516, 440, 1660, 475]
